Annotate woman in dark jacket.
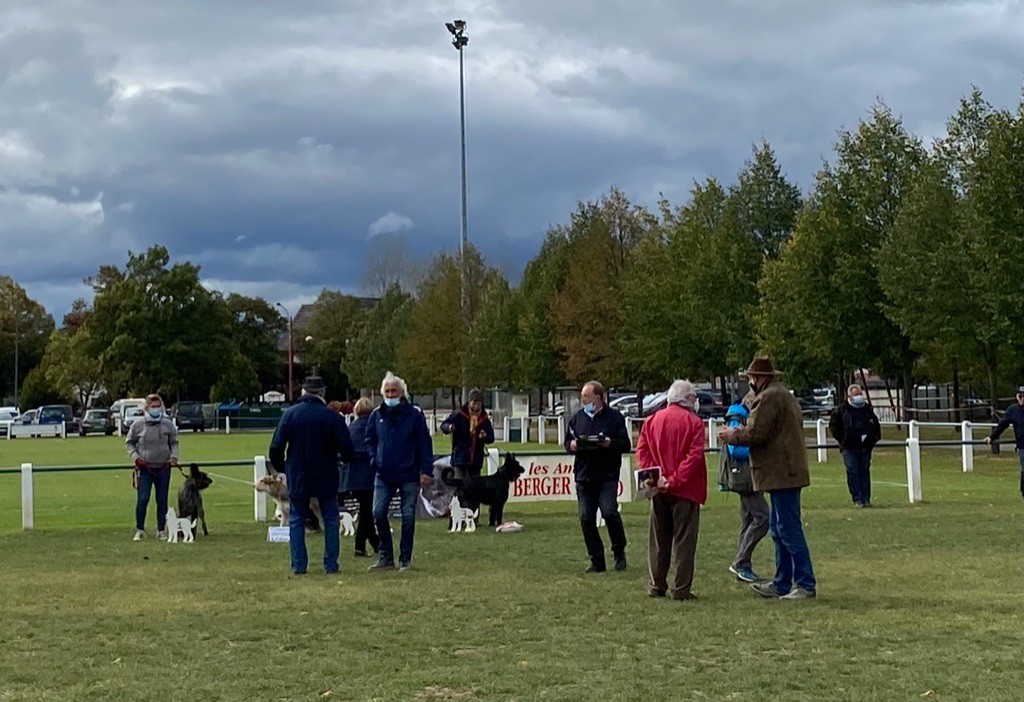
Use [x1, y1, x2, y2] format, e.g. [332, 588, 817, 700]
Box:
[440, 388, 495, 479]
[340, 397, 379, 557]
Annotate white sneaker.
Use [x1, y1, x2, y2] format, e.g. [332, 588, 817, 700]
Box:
[133, 529, 145, 541]
[156, 530, 168, 541]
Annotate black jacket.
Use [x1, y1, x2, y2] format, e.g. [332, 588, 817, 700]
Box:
[440, 405, 495, 472]
[564, 406, 631, 483]
[340, 416, 375, 492]
[269, 395, 354, 499]
[829, 402, 882, 451]
[990, 403, 1024, 450]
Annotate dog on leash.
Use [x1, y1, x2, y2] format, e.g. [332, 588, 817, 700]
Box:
[177, 463, 213, 536]
[448, 496, 478, 533]
[253, 472, 323, 531]
[442, 453, 525, 527]
[166, 507, 197, 543]
[339, 511, 357, 536]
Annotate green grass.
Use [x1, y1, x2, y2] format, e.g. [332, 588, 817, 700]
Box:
[0, 436, 1021, 701]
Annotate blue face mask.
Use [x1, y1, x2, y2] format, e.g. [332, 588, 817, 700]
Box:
[147, 407, 163, 419]
[583, 402, 595, 415]
[850, 395, 866, 408]
[384, 397, 400, 408]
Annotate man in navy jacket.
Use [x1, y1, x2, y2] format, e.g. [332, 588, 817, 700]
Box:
[269, 376, 354, 575]
[986, 385, 1024, 498]
[365, 372, 434, 571]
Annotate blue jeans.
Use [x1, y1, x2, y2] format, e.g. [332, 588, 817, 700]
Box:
[842, 449, 872, 505]
[576, 479, 627, 567]
[373, 478, 419, 566]
[768, 488, 816, 594]
[135, 467, 171, 531]
[289, 493, 340, 574]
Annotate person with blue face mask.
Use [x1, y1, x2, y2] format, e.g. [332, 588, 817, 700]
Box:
[364, 371, 435, 572]
[565, 380, 631, 573]
[125, 393, 179, 541]
[828, 384, 882, 508]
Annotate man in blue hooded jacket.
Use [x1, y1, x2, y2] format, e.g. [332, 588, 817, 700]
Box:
[718, 402, 769, 583]
[269, 376, 354, 575]
[365, 371, 434, 571]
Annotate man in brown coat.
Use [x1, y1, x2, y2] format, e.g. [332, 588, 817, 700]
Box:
[719, 358, 817, 599]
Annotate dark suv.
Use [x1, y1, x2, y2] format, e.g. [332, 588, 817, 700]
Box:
[37, 404, 79, 434]
[171, 401, 207, 432]
[80, 408, 116, 436]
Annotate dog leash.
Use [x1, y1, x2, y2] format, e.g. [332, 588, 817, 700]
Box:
[130, 462, 171, 489]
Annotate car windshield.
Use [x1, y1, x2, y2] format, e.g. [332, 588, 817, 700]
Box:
[126, 408, 144, 418]
[39, 407, 67, 420]
[178, 403, 203, 416]
[86, 410, 107, 419]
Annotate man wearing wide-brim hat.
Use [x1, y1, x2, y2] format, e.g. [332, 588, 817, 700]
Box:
[719, 357, 817, 599]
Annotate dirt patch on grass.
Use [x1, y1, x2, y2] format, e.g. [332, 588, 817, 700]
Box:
[413, 685, 476, 701]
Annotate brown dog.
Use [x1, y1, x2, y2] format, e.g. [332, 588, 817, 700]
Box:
[253, 473, 323, 531]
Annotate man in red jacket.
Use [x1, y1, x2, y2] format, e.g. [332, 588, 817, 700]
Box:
[635, 379, 708, 600]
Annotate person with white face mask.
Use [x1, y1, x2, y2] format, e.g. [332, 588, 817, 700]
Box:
[828, 384, 882, 507]
[125, 393, 179, 541]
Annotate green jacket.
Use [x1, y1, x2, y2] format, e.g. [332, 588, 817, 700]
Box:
[730, 382, 809, 492]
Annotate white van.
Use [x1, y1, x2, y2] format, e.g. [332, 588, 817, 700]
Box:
[111, 398, 147, 430]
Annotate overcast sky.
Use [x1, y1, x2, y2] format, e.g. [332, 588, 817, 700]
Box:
[1, 0, 1021, 319]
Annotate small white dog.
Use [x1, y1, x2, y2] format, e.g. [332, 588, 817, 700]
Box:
[166, 507, 196, 543]
[449, 496, 478, 533]
[339, 511, 357, 536]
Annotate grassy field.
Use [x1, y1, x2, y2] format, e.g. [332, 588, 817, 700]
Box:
[0, 435, 1021, 701]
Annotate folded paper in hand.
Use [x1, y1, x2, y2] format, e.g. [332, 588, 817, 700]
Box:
[635, 467, 661, 500]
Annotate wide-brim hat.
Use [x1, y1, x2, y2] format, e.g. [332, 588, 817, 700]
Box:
[744, 357, 783, 377]
[301, 376, 326, 393]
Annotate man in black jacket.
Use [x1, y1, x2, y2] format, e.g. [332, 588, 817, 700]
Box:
[828, 384, 882, 508]
[564, 380, 631, 572]
[986, 386, 1024, 499]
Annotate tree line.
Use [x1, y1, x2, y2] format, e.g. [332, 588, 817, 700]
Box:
[3, 87, 1021, 411]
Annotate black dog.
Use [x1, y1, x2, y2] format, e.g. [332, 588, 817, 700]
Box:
[177, 463, 213, 536]
[442, 453, 525, 527]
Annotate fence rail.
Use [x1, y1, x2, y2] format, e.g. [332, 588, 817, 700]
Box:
[6, 429, 1012, 530]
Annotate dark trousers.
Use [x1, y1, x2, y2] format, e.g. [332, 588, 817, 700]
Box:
[576, 479, 627, 568]
[647, 493, 700, 598]
[349, 489, 379, 554]
[1018, 451, 1023, 498]
[135, 467, 171, 531]
[768, 488, 816, 594]
[842, 449, 872, 505]
[290, 493, 340, 574]
[733, 491, 769, 569]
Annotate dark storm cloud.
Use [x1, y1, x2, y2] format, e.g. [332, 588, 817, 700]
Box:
[0, 0, 1020, 317]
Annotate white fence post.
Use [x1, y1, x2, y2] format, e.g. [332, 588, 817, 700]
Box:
[905, 438, 922, 504]
[502, 416, 510, 443]
[815, 418, 828, 463]
[908, 419, 919, 441]
[60, 421, 66, 439]
[21, 463, 34, 530]
[253, 455, 268, 522]
[520, 418, 529, 445]
[961, 421, 974, 473]
[557, 416, 565, 442]
[537, 416, 545, 445]
[707, 418, 719, 451]
[226, 416, 231, 435]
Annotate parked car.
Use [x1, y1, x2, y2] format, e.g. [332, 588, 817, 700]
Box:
[0, 406, 19, 435]
[171, 401, 207, 432]
[37, 404, 78, 433]
[121, 406, 145, 433]
[80, 408, 116, 436]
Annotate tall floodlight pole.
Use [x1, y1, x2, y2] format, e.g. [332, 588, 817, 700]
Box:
[275, 302, 294, 402]
[446, 19, 469, 404]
